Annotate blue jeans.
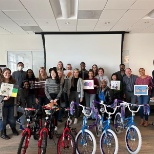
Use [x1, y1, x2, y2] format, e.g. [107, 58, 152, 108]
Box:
[137, 95, 150, 121]
[17, 106, 25, 125]
[0, 119, 3, 131]
[28, 94, 36, 108]
[3, 105, 16, 129]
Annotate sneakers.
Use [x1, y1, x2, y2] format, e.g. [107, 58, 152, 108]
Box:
[54, 126, 58, 131]
[68, 118, 72, 125]
[74, 118, 78, 124]
[19, 125, 25, 130]
[16, 119, 21, 125]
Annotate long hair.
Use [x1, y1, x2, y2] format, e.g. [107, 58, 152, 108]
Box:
[49, 68, 60, 84]
[0, 68, 16, 84]
[71, 68, 79, 87]
[26, 69, 36, 80]
[38, 67, 48, 81]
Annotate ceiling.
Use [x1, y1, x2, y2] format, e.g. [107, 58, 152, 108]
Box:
[0, 0, 154, 34]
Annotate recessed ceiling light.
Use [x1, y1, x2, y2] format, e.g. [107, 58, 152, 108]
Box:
[105, 22, 110, 24]
[65, 22, 70, 25]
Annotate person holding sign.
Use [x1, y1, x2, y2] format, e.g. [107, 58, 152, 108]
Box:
[84, 69, 99, 108]
[135, 68, 153, 127]
[0, 68, 19, 140]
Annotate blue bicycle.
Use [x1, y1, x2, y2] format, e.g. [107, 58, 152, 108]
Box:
[114, 100, 150, 154]
[98, 101, 119, 154]
[73, 103, 97, 154]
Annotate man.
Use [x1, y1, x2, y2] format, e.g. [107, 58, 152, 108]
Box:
[123, 68, 138, 104]
[115, 64, 126, 82]
[79, 62, 88, 80]
[12, 62, 26, 88]
[66, 64, 72, 71]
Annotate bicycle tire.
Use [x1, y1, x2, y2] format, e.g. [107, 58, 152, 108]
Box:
[95, 115, 102, 137]
[17, 131, 29, 154]
[114, 112, 123, 134]
[75, 129, 96, 154]
[125, 125, 142, 154]
[57, 132, 76, 154]
[38, 131, 47, 154]
[100, 129, 118, 154]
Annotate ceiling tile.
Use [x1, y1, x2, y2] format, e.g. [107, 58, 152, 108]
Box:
[0, 27, 11, 34]
[0, 0, 25, 10]
[78, 10, 102, 19]
[105, 0, 137, 9]
[20, 0, 55, 19]
[94, 26, 112, 31]
[77, 19, 98, 26]
[77, 26, 94, 31]
[57, 19, 77, 26]
[36, 19, 57, 27]
[121, 10, 151, 20]
[130, 0, 154, 9]
[0, 11, 10, 19]
[100, 10, 127, 20]
[79, 0, 107, 10]
[131, 19, 154, 28]
[96, 19, 117, 27]
[3, 11, 33, 20]
[40, 26, 59, 31]
[14, 19, 38, 26]
[59, 26, 76, 31]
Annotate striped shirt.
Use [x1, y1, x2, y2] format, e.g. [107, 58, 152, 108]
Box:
[45, 78, 62, 101]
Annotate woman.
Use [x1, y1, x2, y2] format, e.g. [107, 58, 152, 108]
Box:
[45, 68, 62, 130]
[17, 80, 30, 130]
[111, 73, 122, 100]
[26, 69, 36, 107]
[0, 68, 19, 139]
[69, 68, 83, 124]
[135, 68, 153, 127]
[92, 64, 98, 77]
[84, 69, 99, 108]
[35, 67, 48, 108]
[98, 79, 114, 120]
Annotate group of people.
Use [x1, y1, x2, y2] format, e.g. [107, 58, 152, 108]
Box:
[0, 61, 154, 140]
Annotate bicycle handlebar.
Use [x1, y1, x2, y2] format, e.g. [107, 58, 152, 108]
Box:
[79, 104, 92, 117]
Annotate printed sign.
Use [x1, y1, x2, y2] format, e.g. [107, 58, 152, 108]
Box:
[134, 85, 148, 95]
[111, 81, 120, 90]
[0, 83, 18, 97]
[83, 80, 94, 89]
[64, 70, 73, 79]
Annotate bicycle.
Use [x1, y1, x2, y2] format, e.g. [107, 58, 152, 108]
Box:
[98, 102, 119, 154]
[57, 108, 77, 154]
[38, 105, 59, 154]
[74, 103, 97, 154]
[114, 100, 150, 154]
[17, 108, 41, 154]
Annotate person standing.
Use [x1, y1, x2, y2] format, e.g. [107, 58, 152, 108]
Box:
[0, 68, 19, 139]
[79, 62, 88, 80]
[115, 64, 126, 82]
[12, 62, 26, 88]
[123, 68, 138, 104]
[92, 64, 98, 77]
[135, 68, 153, 127]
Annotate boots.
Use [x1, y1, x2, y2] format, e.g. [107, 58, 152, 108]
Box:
[140, 119, 144, 126]
[11, 127, 19, 136]
[144, 121, 148, 127]
[1, 129, 10, 140]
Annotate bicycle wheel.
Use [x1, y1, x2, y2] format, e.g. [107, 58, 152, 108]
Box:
[38, 131, 47, 154]
[100, 129, 118, 154]
[57, 132, 76, 154]
[75, 129, 96, 154]
[125, 125, 142, 154]
[114, 112, 123, 134]
[17, 131, 29, 154]
[95, 115, 102, 137]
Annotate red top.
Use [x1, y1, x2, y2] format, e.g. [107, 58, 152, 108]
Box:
[84, 78, 99, 94]
[135, 75, 153, 95]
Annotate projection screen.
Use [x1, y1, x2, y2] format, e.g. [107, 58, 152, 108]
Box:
[45, 34, 122, 78]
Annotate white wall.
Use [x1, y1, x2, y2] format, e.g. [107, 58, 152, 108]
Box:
[0, 34, 43, 65]
[124, 33, 154, 77]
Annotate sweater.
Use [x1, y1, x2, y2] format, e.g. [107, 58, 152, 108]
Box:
[45, 78, 62, 101]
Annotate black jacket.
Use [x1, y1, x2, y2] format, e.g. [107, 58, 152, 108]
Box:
[98, 86, 114, 105]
